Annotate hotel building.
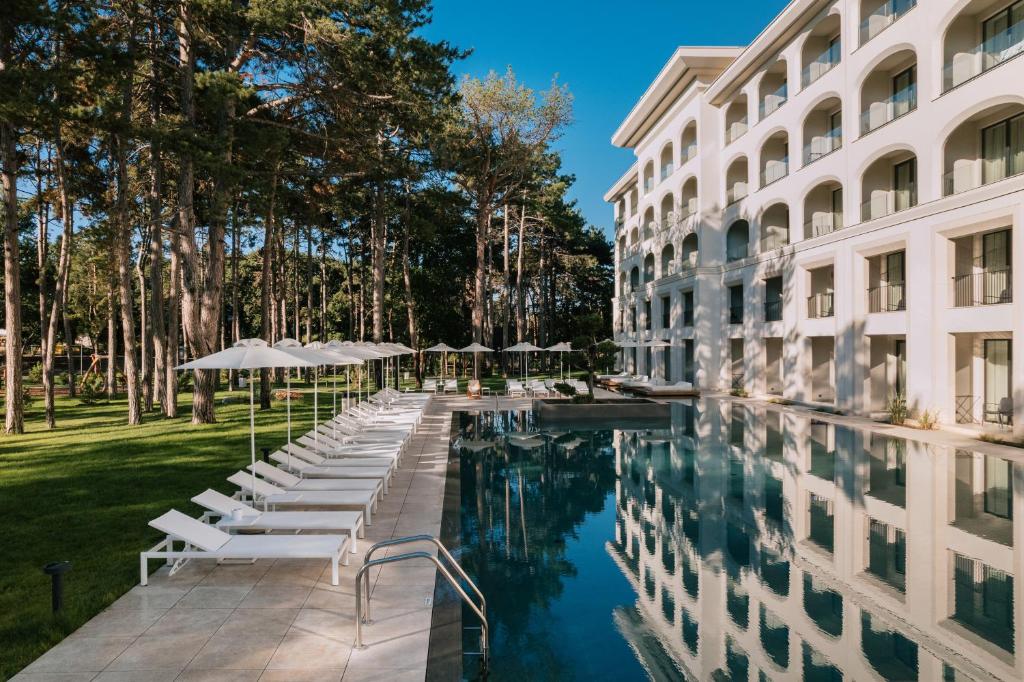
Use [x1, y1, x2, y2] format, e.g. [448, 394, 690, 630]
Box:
[606, 0, 1024, 432]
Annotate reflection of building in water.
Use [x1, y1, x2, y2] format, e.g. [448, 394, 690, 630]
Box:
[609, 402, 1023, 681]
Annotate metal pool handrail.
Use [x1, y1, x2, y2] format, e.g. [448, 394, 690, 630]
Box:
[354, 536, 489, 667]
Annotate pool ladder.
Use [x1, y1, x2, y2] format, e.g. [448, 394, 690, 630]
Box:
[355, 535, 489, 670]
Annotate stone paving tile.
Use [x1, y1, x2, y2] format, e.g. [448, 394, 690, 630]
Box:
[15, 397, 483, 681]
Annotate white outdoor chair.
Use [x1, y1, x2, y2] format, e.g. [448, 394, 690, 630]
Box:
[141, 509, 349, 586]
[228, 472, 377, 525]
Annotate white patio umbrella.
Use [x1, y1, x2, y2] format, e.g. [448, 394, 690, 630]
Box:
[301, 341, 363, 443]
[546, 342, 573, 380]
[424, 342, 456, 381]
[457, 342, 493, 379]
[504, 341, 543, 381]
[177, 338, 316, 502]
[338, 342, 386, 404]
[323, 340, 366, 413]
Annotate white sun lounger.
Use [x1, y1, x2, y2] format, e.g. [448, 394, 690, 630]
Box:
[297, 434, 403, 460]
[191, 489, 364, 552]
[270, 453, 393, 490]
[142, 509, 349, 586]
[308, 429, 405, 455]
[228, 472, 377, 525]
[281, 443, 399, 468]
[248, 460, 391, 495]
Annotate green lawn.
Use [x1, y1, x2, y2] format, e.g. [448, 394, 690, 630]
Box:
[0, 370, 580, 679]
[0, 383, 339, 680]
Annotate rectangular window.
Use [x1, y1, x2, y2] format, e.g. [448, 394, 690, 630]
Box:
[682, 290, 694, 326]
[683, 339, 695, 383]
[764, 276, 783, 322]
[729, 285, 744, 324]
[982, 113, 1024, 184]
[644, 299, 652, 331]
[868, 519, 907, 592]
[893, 158, 917, 211]
[831, 187, 844, 229]
[985, 456, 1013, 519]
[660, 295, 671, 329]
[984, 339, 1012, 419]
[952, 553, 1015, 652]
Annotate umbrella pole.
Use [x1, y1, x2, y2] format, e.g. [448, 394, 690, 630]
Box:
[313, 368, 319, 451]
[332, 364, 338, 440]
[346, 366, 351, 411]
[286, 373, 292, 469]
[249, 374, 257, 507]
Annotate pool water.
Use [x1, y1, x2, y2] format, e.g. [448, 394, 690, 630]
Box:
[446, 400, 1020, 681]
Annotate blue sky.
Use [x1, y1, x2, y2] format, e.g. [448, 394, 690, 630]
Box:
[421, 0, 789, 238]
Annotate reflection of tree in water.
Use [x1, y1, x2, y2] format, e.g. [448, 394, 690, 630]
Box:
[455, 411, 619, 679]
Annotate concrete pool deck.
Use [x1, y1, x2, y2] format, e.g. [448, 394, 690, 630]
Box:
[13, 395, 530, 682]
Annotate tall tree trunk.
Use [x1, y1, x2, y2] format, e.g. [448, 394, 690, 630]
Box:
[344, 230, 354, 339]
[502, 204, 510, 359]
[43, 136, 73, 429]
[106, 273, 117, 398]
[165, 219, 180, 418]
[516, 203, 526, 343]
[538, 224, 546, 349]
[319, 231, 327, 342]
[305, 224, 313, 343]
[292, 222, 299, 340]
[371, 182, 386, 343]
[147, 0, 166, 413]
[259, 166, 278, 409]
[62, 309, 75, 398]
[229, 198, 240, 388]
[2, 119, 24, 433]
[401, 193, 419, 384]
[35, 142, 49, 368]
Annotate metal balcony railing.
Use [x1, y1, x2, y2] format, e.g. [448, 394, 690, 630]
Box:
[807, 292, 834, 319]
[860, 0, 916, 46]
[943, 19, 1024, 92]
[802, 44, 841, 87]
[764, 300, 783, 322]
[952, 267, 1012, 307]
[804, 212, 843, 238]
[803, 128, 842, 165]
[867, 282, 906, 312]
[860, 83, 916, 135]
[729, 304, 743, 325]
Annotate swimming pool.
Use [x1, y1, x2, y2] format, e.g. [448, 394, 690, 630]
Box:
[434, 400, 1020, 681]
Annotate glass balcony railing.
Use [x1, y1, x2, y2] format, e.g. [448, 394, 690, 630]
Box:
[760, 231, 789, 252]
[726, 118, 748, 145]
[644, 178, 654, 194]
[943, 20, 1024, 92]
[661, 163, 674, 181]
[760, 158, 789, 187]
[802, 44, 841, 87]
[860, 0, 916, 46]
[867, 281, 906, 312]
[678, 201, 697, 222]
[727, 243, 749, 262]
[726, 183, 748, 206]
[860, 83, 917, 134]
[861, 187, 916, 221]
[944, 155, 1024, 196]
[804, 212, 843, 238]
[803, 128, 842, 165]
[952, 267, 1012, 307]
[759, 83, 788, 119]
[807, 292, 834, 319]
[682, 143, 698, 163]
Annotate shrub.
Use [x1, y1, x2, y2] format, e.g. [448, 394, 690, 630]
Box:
[554, 382, 576, 397]
[885, 393, 907, 425]
[178, 371, 192, 392]
[79, 374, 105, 405]
[571, 393, 594, 404]
[730, 388, 748, 398]
[26, 363, 43, 384]
[917, 408, 938, 430]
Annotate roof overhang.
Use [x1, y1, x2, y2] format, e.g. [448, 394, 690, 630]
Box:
[603, 164, 639, 203]
[705, 0, 834, 105]
[611, 47, 742, 149]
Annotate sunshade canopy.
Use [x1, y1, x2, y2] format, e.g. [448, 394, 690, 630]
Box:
[546, 342, 572, 352]
[424, 343, 456, 353]
[458, 343, 493, 353]
[176, 338, 315, 371]
[504, 342, 542, 352]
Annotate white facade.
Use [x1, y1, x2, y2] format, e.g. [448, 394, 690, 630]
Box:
[607, 0, 1024, 433]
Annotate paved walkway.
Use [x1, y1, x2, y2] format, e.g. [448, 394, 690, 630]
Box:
[15, 396, 529, 682]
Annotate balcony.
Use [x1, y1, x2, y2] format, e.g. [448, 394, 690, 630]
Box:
[760, 158, 789, 187]
[764, 300, 783, 322]
[860, 0, 916, 46]
[860, 84, 916, 135]
[726, 118, 748, 145]
[943, 19, 1024, 92]
[952, 267, 1012, 306]
[804, 128, 842, 165]
[805, 213, 842, 238]
[802, 43, 841, 87]
[726, 183, 748, 206]
[867, 282, 906, 312]
[807, 292, 834, 319]
[726, 243, 749, 262]
[944, 153, 1024, 196]
[759, 82, 788, 119]
[760, 232, 788, 253]
[643, 177, 654, 194]
[861, 187, 914, 221]
[661, 163, 674, 181]
[682, 143, 698, 163]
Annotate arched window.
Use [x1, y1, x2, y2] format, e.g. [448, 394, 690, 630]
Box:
[661, 244, 675, 276]
[860, 48, 917, 135]
[759, 60, 788, 119]
[861, 149, 916, 221]
[725, 96, 749, 144]
[726, 157, 749, 205]
[759, 131, 789, 187]
[643, 253, 656, 283]
[943, 102, 1024, 196]
[681, 233, 699, 268]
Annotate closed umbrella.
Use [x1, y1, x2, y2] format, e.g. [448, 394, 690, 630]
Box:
[177, 338, 316, 502]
